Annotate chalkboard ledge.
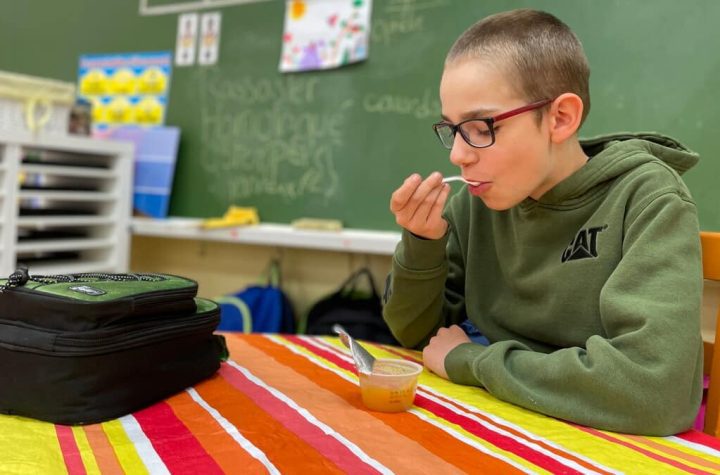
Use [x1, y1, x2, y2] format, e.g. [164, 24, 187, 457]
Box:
[131, 218, 401, 255]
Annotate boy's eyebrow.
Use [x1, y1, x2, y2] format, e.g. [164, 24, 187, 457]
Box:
[440, 107, 500, 122]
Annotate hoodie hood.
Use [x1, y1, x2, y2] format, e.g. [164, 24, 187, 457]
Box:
[533, 132, 699, 207]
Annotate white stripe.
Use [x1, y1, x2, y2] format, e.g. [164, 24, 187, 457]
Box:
[300, 336, 619, 475]
[665, 435, 720, 458]
[226, 358, 393, 475]
[118, 415, 170, 475]
[269, 335, 531, 473]
[416, 385, 621, 475]
[302, 335, 357, 363]
[185, 387, 280, 475]
[419, 390, 608, 475]
[408, 407, 538, 475]
[267, 335, 358, 385]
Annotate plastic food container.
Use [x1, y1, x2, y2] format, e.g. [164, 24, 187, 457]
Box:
[359, 359, 423, 412]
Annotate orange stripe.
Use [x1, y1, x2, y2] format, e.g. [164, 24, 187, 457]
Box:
[423, 388, 616, 475]
[193, 370, 345, 474]
[82, 425, 124, 475]
[623, 434, 720, 472]
[164, 386, 266, 474]
[236, 335, 522, 474]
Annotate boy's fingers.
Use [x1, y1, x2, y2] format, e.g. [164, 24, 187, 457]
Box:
[390, 174, 422, 213]
[409, 181, 444, 225]
[427, 184, 451, 227]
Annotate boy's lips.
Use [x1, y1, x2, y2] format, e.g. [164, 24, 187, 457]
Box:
[468, 181, 492, 195]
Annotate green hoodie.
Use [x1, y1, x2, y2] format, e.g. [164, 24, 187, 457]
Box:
[383, 133, 703, 436]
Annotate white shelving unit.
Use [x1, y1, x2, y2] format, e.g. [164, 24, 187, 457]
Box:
[0, 130, 133, 276]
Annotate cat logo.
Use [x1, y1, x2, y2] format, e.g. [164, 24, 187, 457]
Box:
[561, 225, 607, 263]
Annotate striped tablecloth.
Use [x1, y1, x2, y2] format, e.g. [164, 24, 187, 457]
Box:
[2, 333, 720, 474]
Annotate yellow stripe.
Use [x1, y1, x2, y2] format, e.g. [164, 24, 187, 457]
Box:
[71, 426, 101, 475]
[368, 343, 693, 475]
[267, 335, 358, 381]
[282, 338, 712, 474]
[641, 434, 720, 465]
[101, 419, 149, 475]
[417, 373, 676, 474]
[413, 403, 549, 474]
[307, 338, 547, 473]
[0, 415, 67, 474]
[611, 433, 720, 473]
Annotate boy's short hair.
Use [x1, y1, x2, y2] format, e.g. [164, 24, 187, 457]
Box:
[447, 9, 591, 126]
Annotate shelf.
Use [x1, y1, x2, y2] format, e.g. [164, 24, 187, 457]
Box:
[0, 132, 133, 274]
[0, 130, 132, 156]
[132, 218, 402, 255]
[16, 238, 114, 253]
[17, 216, 116, 227]
[24, 260, 116, 275]
[20, 163, 117, 179]
[18, 190, 116, 201]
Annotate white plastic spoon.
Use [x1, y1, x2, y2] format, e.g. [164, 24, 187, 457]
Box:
[332, 324, 376, 374]
[442, 175, 480, 186]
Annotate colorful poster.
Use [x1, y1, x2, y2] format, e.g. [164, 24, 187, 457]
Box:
[280, 0, 372, 73]
[78, 52, 172, 132]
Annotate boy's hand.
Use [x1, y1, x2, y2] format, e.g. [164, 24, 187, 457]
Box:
[422, 325, 471, 379]
[390, 172, 451, 240]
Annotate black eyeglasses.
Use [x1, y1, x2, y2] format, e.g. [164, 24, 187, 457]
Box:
[432, 99, 553, 149]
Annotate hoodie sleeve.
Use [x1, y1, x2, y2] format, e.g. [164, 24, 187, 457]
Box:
[382, 226, 468, 349]
[444, 191, 703, 436]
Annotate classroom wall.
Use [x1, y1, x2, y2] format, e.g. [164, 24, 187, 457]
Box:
[130, 235, 393, 321]
[131, 237, 719, 340]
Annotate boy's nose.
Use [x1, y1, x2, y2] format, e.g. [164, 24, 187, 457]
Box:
[449, 133, 479, 167]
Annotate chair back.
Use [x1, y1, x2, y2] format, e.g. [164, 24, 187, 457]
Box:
[701, 231, 720, 435]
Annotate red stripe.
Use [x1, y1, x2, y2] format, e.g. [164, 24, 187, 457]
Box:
[369, 343, 423, 365]
[55, 425, 87, 475]
[675, 430, 720, 452]
[132, 402, 223, 475]
[287, 335, 582, 474]
[220, 363, 381, 475]
[423, 388, 615, 475]
[416, 394, 583, 474]
[575, 426, 713, 475]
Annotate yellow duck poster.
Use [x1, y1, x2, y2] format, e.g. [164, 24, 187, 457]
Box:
[78, 52, 172, 132]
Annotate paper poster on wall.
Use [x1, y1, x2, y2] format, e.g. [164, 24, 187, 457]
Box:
[78, 51, 172, 133]
[280, 0, 372, 73]
[176, 13, 199, 66]
[198, 12, 222, 66]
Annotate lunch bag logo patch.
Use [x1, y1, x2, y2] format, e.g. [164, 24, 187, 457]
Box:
[69, 285, 106, 296]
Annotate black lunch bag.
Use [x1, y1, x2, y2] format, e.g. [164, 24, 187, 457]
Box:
[304, 268, 398, 345]
[0, 268, 227, 425]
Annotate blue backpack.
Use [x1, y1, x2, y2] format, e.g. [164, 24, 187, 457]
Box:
[216, 260, 296, 334]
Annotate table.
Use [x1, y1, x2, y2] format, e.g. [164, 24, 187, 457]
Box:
[2, 333, 720, 474]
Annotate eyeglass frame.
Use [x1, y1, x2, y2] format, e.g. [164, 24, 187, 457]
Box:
[432, 98, 554, 149]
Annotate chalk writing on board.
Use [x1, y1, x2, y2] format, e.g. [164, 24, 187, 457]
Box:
[197, 69, 341, 203]
[373, 0, 451, 46]
[363, 88, 440, 119]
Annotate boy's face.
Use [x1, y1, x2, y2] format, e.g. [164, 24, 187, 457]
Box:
[439, 58, 556, 210]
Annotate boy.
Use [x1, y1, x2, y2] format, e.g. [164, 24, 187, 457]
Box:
[383, 9, 703, 436]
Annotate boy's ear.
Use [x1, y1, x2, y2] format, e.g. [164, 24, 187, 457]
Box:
[548, 93, 584, 143]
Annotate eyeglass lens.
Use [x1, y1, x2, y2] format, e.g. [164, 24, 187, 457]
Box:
[436, 119, 493, 149]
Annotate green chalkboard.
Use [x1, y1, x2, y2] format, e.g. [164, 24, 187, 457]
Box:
[1, 1, 719, 231]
